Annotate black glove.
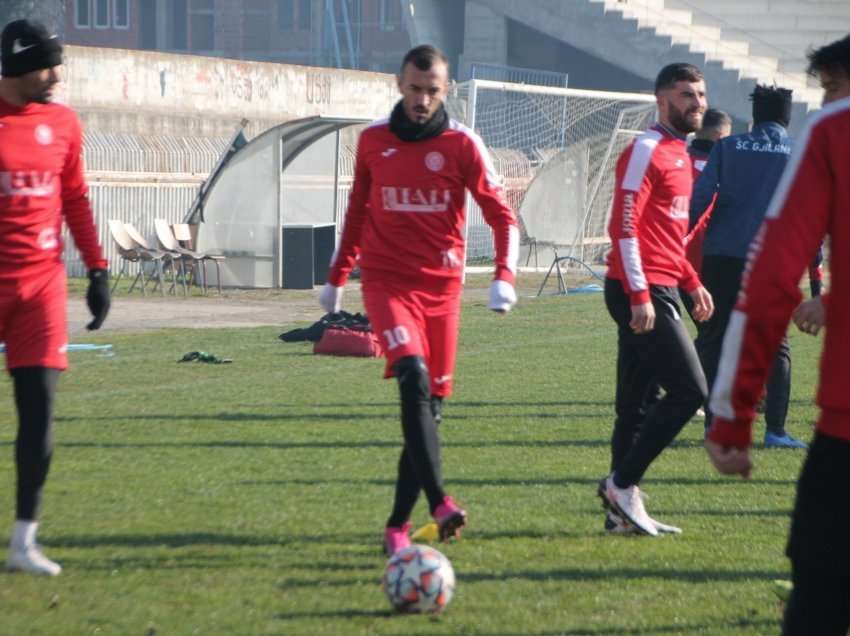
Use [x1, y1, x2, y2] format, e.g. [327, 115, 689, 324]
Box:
[86, 269, 111, 330]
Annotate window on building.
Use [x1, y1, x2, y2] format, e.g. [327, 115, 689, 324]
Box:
[277, 0, 294, 30]
[113, 0, 129, 29]
[297, 0, 311, 31]
[380, 0, 400, 29]
[140, 0, 156, 48]
[244, 1, 271, 51]
[94, 0, 110, 28]
[172, 0, 188, 50]
[75, 0, 91, 28]
[189, 0, 215, 51]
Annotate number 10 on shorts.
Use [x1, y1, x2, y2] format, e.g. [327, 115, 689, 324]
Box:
[383, 326, 411, 351]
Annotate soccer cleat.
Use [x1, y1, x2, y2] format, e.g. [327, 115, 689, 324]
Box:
[383, 521, 412, 556]
[764, 432, 808, 449]
[433, 496, 467, 542]
[604, 507, 681, 536]
[650, 516, 683, 535]
[603, 474, 659, 537]
[6, 545, 61, 576]
[604, 511, 636, 535]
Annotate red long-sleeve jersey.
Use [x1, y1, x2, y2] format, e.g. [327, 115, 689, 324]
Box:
[327, 118, 519, 289]
[606, 124, 700, 305]
[708, 98, 850, 448]
[0, 98, 106, 280]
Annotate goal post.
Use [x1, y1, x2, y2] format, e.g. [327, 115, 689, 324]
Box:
[447, 79, 657, 268]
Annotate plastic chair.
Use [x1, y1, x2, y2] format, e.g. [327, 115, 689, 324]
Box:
[107, 220, 166, 296]
[123, 222, 185, 296]
[155, 219, 225, 294]
[173, 223, 225, 294]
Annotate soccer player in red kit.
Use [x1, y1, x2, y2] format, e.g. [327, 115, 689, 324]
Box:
[319, 45, 518, 555]
[706, 35, 850, 635]
[0, 20, 110, 575]
[600, 63, 714, 537]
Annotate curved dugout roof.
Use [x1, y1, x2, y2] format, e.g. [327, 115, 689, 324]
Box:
[189, 116, 369, 288]
[187, 116, 369, 224]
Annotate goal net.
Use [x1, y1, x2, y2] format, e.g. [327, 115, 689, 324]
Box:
[447, 80, 657, 267]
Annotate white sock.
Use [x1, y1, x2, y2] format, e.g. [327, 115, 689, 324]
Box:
[11, 520, 38, 551]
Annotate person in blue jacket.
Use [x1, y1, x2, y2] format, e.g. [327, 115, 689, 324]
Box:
[689, 84, 807, 449]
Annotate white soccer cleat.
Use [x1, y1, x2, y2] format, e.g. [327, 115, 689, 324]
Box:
[6, 545, 62, 576]
[604, 474, 659, 537]
[649, 516, 682, 535]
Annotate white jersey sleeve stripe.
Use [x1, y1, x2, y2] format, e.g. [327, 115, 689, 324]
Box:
[710, 309, 747, 420]
[618, 237, 647, 293]
[622, 130, 662, 192]
[449, 120, 502, 188]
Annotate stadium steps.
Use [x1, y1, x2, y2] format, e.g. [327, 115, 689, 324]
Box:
[593, 0, 825, 113]
[468, 0, 836, 130]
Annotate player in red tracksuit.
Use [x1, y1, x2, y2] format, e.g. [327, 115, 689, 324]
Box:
[0, 20, 110, 576]
[706, 35, 850, 635]
[600, 63, 714, 537]
[319, 45, 519, 555]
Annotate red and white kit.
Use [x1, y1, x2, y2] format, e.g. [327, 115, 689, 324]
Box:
[606, 124, 701, 303]
[328, 118, 518, 396]
[0, 98, 106, 370]
[709, 99, 850, 447]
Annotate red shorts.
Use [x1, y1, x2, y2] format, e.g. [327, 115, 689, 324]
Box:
[0, 267, 68, 371]
[362, 278, 461, 398]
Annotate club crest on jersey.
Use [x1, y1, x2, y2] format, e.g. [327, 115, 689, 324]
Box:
[425, 151, 445, 172]
[34, 124, 54, 145]
[382, 186, 450, 213]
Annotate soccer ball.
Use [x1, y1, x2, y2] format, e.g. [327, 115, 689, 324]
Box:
[382, 544, 456, 613]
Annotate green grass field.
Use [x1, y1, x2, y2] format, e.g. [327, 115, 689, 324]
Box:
[0, 284, 820, 635]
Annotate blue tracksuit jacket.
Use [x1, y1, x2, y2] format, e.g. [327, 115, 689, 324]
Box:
[689, 122, 792, 259]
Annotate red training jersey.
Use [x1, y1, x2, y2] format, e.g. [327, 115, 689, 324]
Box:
[708, 98, 850, 448]
[606, 124, 700, 305]
[327, 117, 519, 289]
[0, 97, 106, 280]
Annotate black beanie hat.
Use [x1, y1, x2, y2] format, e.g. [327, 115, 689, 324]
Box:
[1, 19, 63, 78]
[751, 84, 793, 128]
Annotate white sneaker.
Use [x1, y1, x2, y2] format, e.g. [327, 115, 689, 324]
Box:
[604, 475, 659, 536]
[695, 408, 706, 418]
[6, 546, 62, 576]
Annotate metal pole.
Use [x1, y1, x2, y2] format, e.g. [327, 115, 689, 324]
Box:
[462, 80, 478, 283]
[332, 129, 341, 227]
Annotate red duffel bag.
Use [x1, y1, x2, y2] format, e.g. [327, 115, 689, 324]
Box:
[313, 324, 384, 358]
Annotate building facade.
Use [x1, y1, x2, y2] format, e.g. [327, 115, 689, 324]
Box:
[64, 0, 411, 73]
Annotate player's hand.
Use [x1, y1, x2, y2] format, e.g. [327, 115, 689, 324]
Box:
[704, 439, 753, 479]
[488, 280, 517, 313]
[85, 268, 111, 330]
[319, 283, 344, 314]
[792, 296, 824, 336]
[689, 286, 714, 322]
[629, 301, 655, 334]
